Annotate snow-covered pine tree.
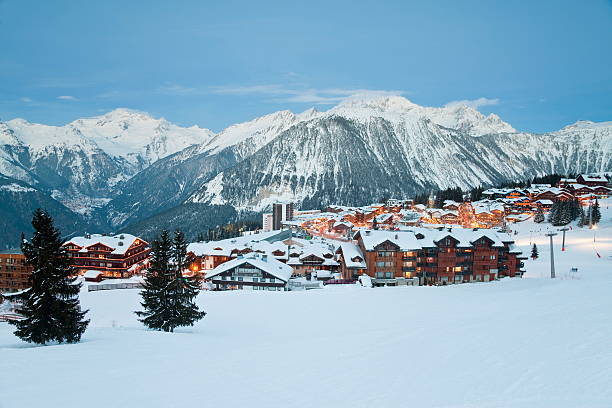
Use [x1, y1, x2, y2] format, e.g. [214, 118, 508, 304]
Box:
[591, 199, 601, 225]
[558, 200, 572, 225]
[165, 230, 206, 332]
[10, 209, 89, 344]
[136, 230, 174, 331]
[578, 207, 586, 227]
[570, 198, 582, 221]
[548, 201, 561, 225]
[534, 207, 545, 223]
[531, 244, 539, 259]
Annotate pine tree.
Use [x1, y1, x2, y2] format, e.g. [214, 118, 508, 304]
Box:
[591, 199, 601, 225]
[578, 207, 586, 227]
[534, 207, 545, 223]
[165, 230, 206, 332]
[10, 209, 89, 344]
[558, 200, 572, 225]
[136, 230, 174, 331]
[136, 230, 205, 332]
[548, 201, 561, 225]
[531, 244, 539, 260]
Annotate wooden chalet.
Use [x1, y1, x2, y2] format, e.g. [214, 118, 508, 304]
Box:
[63, 234, 150, 279]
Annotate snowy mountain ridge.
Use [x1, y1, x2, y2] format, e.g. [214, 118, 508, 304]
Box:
[0, 95, 610, 246]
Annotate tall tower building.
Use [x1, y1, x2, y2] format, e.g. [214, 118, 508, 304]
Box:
[272, 202, 294, 230]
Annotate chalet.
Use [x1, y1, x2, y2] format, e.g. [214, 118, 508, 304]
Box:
[205, 253, 292, 291]
[0, 250, 33, 293]
[576, 174, 608, 187]
[442, 200, 460, 211]
[535, 199, 554, 209]
[590, 185, 611, 197]
[350, 228, 525, 286]
[330, 221, 353, 235]
[534, 188, 574, 202]
[63, 234, 150, 279]
[337, 242, 367, 280]
[286, 243, 339, 277]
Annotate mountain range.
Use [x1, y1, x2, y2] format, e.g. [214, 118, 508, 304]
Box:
[1, 96, 610, 247]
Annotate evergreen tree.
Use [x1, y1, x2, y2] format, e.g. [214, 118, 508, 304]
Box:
[10, 209, 89, 344]
[558, 200, 572, 225]
[531, 244, 539, 260]
[548, 201, 561, 225]
[136, 230, 174, 331]
[578, 207, 586, 228]
[136, 230, 205, 332]
[534, 207, 545, 223]
[166, 230, 206, 332]
[591, 199, 601, 225]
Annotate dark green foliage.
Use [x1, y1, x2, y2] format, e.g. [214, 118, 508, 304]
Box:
[433, 187, 464, 208]
[578, 207, 586, 227]
[534, 207, 545, 223]
[413, 193, 429, 205]
[136, 230, 174, 331]
[10, 209, 89, 344]
[591, 199, 601, 225]
[0, 176, 92, 250]
[165, 230, 206, 331]
[200, 219, 262, 242]
[592, 201, 601, 224]
[531, 244, 539, 259]
[469, 186, 484, 202]
[531, 173, 577, 187]
[136, 230, 206, 332]
[548, 199, 582, 226]
[120, 203, 254, 243]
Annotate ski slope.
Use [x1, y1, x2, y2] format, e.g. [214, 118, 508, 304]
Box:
[1, 200, 611, 408]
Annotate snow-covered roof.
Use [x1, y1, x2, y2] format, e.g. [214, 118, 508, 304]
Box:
[339, 242, 367, 269]
[83, 270, 104, 278]
[187, 230, 289, 257]
[64, 233, 144, 255]
[579, 174, 607, 182]
[357, 227, 510, 251]
[206, 253, 292, 282]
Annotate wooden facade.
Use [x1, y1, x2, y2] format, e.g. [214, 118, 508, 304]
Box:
[0, 251, 33, 293]
[348, 230, 525, 286]
[64, 234, 150, 279]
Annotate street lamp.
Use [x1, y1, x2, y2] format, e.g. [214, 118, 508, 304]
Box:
[545, 231, 557, 279]
[559, 226, 569, 251]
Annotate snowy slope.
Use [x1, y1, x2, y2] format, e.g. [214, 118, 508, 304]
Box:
[1, 201, 611, 407]
[187, 97, 611, 211]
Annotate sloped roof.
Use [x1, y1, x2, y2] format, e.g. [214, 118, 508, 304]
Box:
[64, 233, 143, 255]
[206, 253, 292, 282]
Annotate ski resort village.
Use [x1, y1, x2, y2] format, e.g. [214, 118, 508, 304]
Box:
[1, 173, 612, 407]
[2, 2, 612, 406]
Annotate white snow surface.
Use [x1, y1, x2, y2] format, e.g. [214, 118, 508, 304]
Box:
[2, 200, 612, 408]
[4, 108, 214, 166]
[326, 95, 517, 136]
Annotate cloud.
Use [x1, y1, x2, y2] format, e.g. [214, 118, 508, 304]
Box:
[157, 83, 198, 95]
[444, 97, 500, 110]
[57, 95, 77, 100]
[210, 85, 404, 105]
[20, 97, 32, 103]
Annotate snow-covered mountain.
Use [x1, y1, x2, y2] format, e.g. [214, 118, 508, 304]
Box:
[0, 109, 214, 207]
[0, 96, 610, 246]
[183, 96, 609, 211]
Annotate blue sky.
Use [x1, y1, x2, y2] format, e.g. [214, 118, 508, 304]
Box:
[0, 0, 610, 133]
